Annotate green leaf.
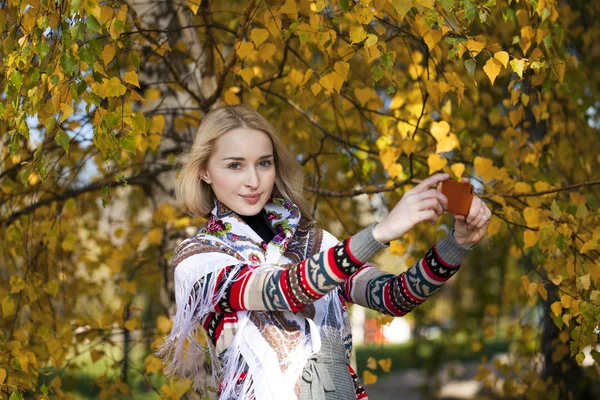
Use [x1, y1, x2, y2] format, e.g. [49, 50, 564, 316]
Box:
[381, 50, 395, 69]
[10, 71, 23, 89]
[70, 0, 82, 14]
[86, 15, 102, 32]
[0, 104, 5, 118]
[510, 59, 525, 78]
[340, 0, 349, 12]
[9, 391, 23, 399]
[439, 0, 455, 13]
[50, 74, 60, 85]
[121, 135, 137, 153]
[55, 129, 70, 153]
[372, 64, 384, 82]
[387, 85, 396, 94]
[465, 59, 476, 77]
[61, 52, 79, 76]
[551, 200, 562, 219]
[462, 0, 477, 21]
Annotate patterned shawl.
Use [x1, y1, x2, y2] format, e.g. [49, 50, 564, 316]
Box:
[157, 197, 348, 399]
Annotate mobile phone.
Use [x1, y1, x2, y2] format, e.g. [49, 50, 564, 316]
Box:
[439, 179, 474, 216]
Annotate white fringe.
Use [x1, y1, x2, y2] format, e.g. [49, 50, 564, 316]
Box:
[157, 253, 351, 399]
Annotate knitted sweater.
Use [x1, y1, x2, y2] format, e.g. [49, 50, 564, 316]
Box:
[169, 204, 473, 399]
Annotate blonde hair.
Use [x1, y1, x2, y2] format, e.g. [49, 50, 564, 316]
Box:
[176, 104, 314, 220]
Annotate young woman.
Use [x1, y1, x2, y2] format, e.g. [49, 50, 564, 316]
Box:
[158, 104, 491, 400]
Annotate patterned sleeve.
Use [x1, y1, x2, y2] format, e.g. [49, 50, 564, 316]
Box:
[340, 229, 473, 316]
[184, 234, 373, 313]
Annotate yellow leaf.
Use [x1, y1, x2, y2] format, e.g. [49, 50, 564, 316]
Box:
[474, 156, 493, 180]
[523, 230, 538, 249]
[494, 51, 509, 68]
[280, 0, 297, 17]
[121, 280, 137, 294]
[560, 294, 573, 309]
[436, 133, 459, 154]
[551, 301, 562, 316]
[2, 296, 16, 317]
[44, 280, 60, 297]
[150, 115, 165, 135]
[487, 215, 503, 236]
[538, 283, 548, 301]
[515, 182, 532, 193]
[465, 39, 485, 56]
[510, 59, 525, 78]
[10, 276, 25, 294]
[236, 41, 254, 59]
[224, 87, 240, 104]
[251, 28, 269, 47]
[428, 153, 447, 174]
[0, 368, 5, 385]
[145, 354, 163, 373]
[186, 0, 201, 14]
[59, 103, 73, 123]
[354, 86, 374, 106]
[578, 274, 591, 291]
[366, 33, 378, 47]
[125, 317, 140, 331]
[319, 72, 344, 93]
[430, 121, 450, 140]
[483, 58, 502, 85]
[390, 0, 412, 20]
[423, 29, 442, 51]
[122, 70, 139, 88]
[148, 228, 162, 244]
[580, 239, 597, 254]
[334, 61, 350, 80]
[102, 77, 127, 97]
[590, 290, 600, 303]
[102, 43, 116, 66]
[258, 43, 277, 61]
[240, 68, 254, 85]
[378, 358, 392, 372]
[414, 0, 435, 8]
[350, 27, 367, 44]
[523, 207, 540, 228]
[554, 63, 565, 83]
[157, 315, 174, 333]
[451, 163, 465, 178]
[356, 6, 374, 24]
[401, 139, 418, 155]
[363, 370, 378, 385]
[367, 356, 377, 370]
[311, 83, 322, 96]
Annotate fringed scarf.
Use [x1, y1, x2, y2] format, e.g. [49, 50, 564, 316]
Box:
[157, 197, 349, 399]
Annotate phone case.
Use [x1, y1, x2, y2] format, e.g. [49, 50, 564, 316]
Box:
[439, 179, 474, 216]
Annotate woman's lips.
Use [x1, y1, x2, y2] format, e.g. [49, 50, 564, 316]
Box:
[241, 194, 261, 204]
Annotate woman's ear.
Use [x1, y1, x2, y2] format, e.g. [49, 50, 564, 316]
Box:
[199, 168, 212, 184]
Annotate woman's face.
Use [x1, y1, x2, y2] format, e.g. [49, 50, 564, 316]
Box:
[201, 127, 276, 216]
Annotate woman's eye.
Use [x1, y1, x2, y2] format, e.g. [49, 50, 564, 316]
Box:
[227, 163, 241, 169]
[259, 160, 273, 167]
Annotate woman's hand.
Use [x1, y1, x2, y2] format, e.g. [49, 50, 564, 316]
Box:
[453, 178, 491, 247]
[372, 173, 450, 244]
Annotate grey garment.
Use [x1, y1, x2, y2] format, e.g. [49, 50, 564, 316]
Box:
[298, 327, 356, 400]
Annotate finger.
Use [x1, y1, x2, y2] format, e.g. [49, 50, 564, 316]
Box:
[466, 197, 481, 224]
[418, 209, 438, 223]
[471, 205, 485, 227]
[413, 173, 450, 194]
[417, 189, 449, 210]
[417, 198, 443, 213]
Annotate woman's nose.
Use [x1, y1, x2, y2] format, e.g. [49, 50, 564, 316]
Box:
[245, 168, 259, 188]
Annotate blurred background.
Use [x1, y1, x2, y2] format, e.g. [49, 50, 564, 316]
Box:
[1, 0, 599, 399]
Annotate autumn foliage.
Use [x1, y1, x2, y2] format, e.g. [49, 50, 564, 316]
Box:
[1, 0, 599, 398]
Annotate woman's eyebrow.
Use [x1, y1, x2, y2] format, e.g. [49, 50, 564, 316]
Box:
[222, 154, 274, 161]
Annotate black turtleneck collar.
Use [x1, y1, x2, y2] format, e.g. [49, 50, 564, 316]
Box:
[239, 209, 276, 244]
